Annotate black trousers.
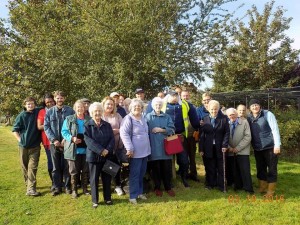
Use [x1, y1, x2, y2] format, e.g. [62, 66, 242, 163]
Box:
[186, 136, 197, 177]
[227, 155, 253, 192]
[89, 161, 112, 204]
[176, 136, 189, 177]
[203, 145, 225, 191]
[254, 148, 278, 183]
[149, 159, 172, 191]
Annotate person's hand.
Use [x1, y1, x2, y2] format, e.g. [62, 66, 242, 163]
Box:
[54, 140, 60, 147]
[113, 129, 119, 135]
[222, 148, 227, 153]
[126, 150, 134, 158]
[199, 151, 204, 156]
[152, 127, 161, 133]
[72, 137, 82, 144]
[274, 147, 280, 155]
[101, 149, 109, 157]
[200, 120, 204, 126]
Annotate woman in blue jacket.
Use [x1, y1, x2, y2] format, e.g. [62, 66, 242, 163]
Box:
[146, 97, 176, 197]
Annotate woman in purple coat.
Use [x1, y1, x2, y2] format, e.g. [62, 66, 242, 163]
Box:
[120, 99, 151, 204]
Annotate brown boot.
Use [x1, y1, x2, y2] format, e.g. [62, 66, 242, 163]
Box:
[258, 180, 268, 194]
[71, 175, 78, 199]
[266, 183, 276, 196]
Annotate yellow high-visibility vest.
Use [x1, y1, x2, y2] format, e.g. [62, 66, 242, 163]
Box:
[161, 100, 190, 138]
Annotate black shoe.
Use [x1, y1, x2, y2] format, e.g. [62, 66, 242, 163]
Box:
[188, 175, 200, 182]
[52, 188, 61, 196]
[105, 200, 113, 205]
[182, 178, 190, 188]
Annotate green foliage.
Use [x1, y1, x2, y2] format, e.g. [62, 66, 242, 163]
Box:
[274, 108, 300, 159]
[212, 0, 300, 92]
[0, 0, 238, 114]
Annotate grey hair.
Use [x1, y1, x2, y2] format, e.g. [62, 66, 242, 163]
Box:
[89, 102, 103, 116]
[226, 107, 237, 116]
[73, 100, 84, 111]
[208, 100, 220, 109]
[151, 97, 163, 109]
[128, 98, 144, 112]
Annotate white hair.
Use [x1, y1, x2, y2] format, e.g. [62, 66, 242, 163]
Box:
[226, 107, 237, 116]
[89, 102, 103, 116]
[208, 100, 220, 109]
[151, 97, 163, 109]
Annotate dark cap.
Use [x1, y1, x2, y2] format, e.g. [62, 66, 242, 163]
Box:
[135, 88, 144, 94]
[249, 99, 260, 107]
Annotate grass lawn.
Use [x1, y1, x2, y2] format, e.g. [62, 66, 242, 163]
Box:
[0, 125, 299, 225]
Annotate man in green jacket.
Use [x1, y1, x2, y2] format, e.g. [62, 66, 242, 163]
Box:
[12, 97, 41, 196]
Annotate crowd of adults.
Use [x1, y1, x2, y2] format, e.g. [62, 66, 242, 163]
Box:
[12, 87, 281, 208]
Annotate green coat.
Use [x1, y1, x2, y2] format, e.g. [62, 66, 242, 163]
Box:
[61, 114, 91, 160]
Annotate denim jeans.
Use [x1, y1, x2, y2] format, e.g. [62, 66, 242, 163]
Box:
[129, 157, 148, 199]
[50, 144, 70, 190]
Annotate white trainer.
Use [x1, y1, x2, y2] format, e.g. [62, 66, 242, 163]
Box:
[138, 194, 147, 200]
[115, 186, 125, 196]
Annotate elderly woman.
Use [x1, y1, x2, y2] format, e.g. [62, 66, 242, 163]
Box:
[226, 108, 253, 194]
[84, 102, 115, 208]
[120, 98, 151, 204]
[61, 100, 91, 198]
[199, 100, 230, 192]
[101, 96, 124, 196]
[145, 97, 175, 197]
[247, 99, 281, 196]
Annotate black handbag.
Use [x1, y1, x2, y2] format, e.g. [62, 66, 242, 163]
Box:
[102, 159, 121, 177]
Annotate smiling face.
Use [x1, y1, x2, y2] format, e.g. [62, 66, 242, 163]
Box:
[168, 94, 179, 104]
[227, 111, 238, 122]
[91, 106, 102, 122]
[25, 101, 36, 112]
[54, 95, 65, 107]
[153, 102, 162, 113]
[135, 92, 145, 101]
[237, 105, 246, 118]
[74, 102, 85, 117]
[45, 98, 55, 109]
[250, 103, 261, 116]
[131, 103, 142, 117]
[103, 99, 115, 114]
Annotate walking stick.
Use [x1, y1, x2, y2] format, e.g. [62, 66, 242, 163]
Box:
[223, 150, 227, 193]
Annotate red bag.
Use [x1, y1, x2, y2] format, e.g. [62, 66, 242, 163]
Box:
[164, 134, 184, 155]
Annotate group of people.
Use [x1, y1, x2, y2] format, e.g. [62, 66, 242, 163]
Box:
[12, 87, 281, 208]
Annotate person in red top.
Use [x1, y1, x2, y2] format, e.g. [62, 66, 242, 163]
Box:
[37, 93, 55, 190]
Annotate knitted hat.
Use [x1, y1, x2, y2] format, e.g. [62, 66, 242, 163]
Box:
[249, 99, 260, 107]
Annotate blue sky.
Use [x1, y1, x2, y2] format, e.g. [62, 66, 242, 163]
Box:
[1, 0, 299, 89]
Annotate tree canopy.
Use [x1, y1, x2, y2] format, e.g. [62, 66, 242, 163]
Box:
[212, 1, 300, 92]
[0, 0, 236, 114]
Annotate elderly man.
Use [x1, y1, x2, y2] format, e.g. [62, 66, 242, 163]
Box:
[236, 104, 247, 119]
[44, 91, 75, 196]
[226, 108, 254, 194]
[247, 99, 281, 196]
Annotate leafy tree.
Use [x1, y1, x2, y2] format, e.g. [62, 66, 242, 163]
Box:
[0, 0, 237, 114]
[212, 0, 300, 92]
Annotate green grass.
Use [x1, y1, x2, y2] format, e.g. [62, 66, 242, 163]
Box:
[0, 125, 299, 225]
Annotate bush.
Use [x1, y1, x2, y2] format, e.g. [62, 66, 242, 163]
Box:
[274, 108, 300, 161]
